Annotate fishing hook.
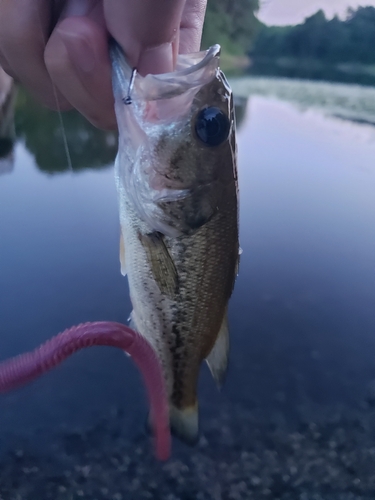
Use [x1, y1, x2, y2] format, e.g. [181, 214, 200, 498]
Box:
[123, 68, 137, 105]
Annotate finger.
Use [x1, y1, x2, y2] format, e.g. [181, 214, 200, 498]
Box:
[0, 48, 15, 81]
[0, 0, 70, 110]
[180, 0, 207, 53]
[103, 0, 187, 75]
[45, 16, 116, 129]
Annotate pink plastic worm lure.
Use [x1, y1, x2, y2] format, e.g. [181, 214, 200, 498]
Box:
[0, 321, 171, 461]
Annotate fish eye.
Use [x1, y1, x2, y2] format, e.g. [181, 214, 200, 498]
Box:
[195, 107, 230, 147]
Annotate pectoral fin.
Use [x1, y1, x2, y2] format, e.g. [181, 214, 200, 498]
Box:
[119, 231, 126, 276]
[138, 231, 178, 299]
[206, 313, 229, 388]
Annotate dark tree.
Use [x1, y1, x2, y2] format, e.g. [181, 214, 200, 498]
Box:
[251, 6, 375, 65]
[202, 0, 260, 54]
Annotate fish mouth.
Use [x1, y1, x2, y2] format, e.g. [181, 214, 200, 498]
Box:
[111, 43, 221, 103]
[151, 44, 221, 80]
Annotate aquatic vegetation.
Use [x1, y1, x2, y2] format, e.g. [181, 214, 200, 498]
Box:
[231, 76, 375, 125]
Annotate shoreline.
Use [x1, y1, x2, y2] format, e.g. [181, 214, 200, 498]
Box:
[247, 57, 375, 87]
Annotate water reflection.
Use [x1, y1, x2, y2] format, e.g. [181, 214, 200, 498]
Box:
[1, 77, 375, 493]
[231, 76, 375, 126]
[14, 89, 117, 174]
[0, 69, 16, 176]
[12, 88, 247, 175]
[0, 151, 14, 176]
[231, 94, 375, 425]
[234, 95, 248, 131]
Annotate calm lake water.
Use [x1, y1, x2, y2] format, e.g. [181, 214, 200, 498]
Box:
[1, 77, 375, 458]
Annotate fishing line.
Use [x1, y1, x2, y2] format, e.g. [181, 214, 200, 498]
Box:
[52, 84, 73, 172]
[37, 3, 73, 172]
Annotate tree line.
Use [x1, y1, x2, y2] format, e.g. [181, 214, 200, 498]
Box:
[202, 0, 260, 55]
[251, 7, 375, 65]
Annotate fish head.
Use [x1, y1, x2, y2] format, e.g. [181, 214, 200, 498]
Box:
[112, 44, 237, 236]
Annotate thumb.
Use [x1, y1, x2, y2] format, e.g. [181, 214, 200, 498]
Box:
[103, 0, 186, 75]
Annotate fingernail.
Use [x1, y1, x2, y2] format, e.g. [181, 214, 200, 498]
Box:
[138, 43, 174, 76]
[58, 28, 96, 73]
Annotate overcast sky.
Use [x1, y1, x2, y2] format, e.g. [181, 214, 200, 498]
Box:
[257, 0, 375, 25]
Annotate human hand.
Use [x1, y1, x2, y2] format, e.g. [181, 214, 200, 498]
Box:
[0, 0, 207, 129]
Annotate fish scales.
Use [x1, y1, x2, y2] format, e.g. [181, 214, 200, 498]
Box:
[165, 193, 238, 408]
[111, 43, 239, 443]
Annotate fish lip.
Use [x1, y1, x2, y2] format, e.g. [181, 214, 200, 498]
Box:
[142, 44, 221, 90]
[112, 42, 221, 78]
[111, 43, 222, 102]
[154, 44, 221, 79]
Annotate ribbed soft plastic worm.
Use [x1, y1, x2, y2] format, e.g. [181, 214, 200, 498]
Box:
[0, 321, 170, 461]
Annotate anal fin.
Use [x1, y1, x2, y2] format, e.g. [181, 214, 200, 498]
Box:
[206, 313, 229, 388]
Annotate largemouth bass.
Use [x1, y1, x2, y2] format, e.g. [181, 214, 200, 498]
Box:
[111, 43, 239, 444]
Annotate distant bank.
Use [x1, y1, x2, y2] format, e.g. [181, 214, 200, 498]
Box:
[221, 54, 375, 87]
[248, 6, 375, 87]
[247, 58, 375, 87]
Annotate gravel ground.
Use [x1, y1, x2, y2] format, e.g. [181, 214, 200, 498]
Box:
[1, 404, 375, 500]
